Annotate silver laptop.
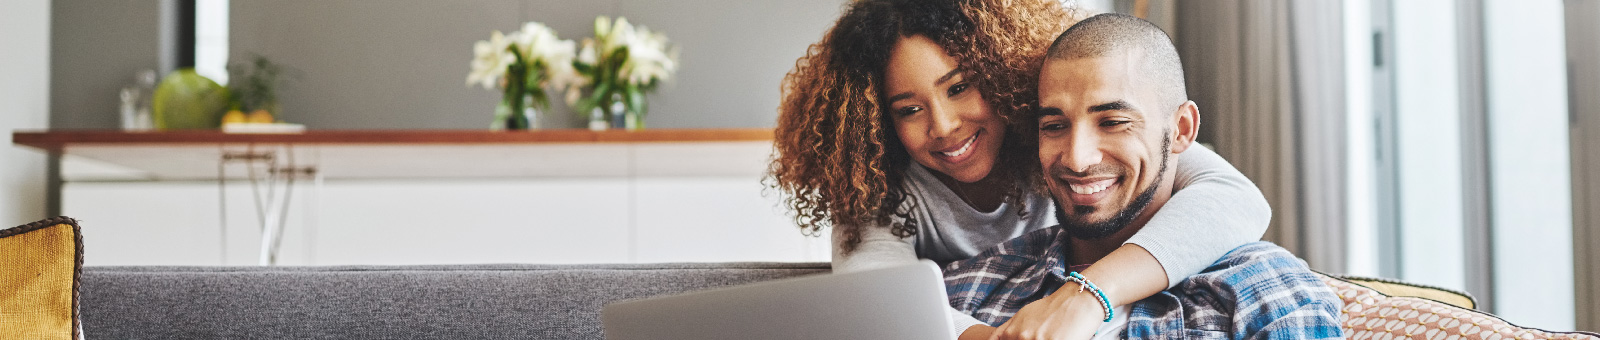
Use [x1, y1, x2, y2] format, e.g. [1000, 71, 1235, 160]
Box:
[601, 261, 955, 340]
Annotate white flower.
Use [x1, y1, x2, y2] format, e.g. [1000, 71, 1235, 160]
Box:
[566, 16, 679, 107]
[467, 20, 583, 108]
[619, 25, 678, 85]
[466, 30, 515, 89]
[592, 16, 632, 52]
[542, 38, 581, 90]
[511, 22, 580, 90]
[576, 38, 598, 65]
[594, 17, 611, 41]
[607, 17, 636, 51]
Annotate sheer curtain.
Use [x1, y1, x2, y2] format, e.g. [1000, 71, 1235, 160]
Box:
[1172, 0, 1347, 272]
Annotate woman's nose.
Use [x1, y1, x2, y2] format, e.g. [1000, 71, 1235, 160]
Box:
[927, 101, 961, 138]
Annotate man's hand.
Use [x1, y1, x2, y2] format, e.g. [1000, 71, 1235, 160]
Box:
[987, 288, 1104, 340]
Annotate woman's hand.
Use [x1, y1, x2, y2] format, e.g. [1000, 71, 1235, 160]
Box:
[987, 286, 1104, 340]
[959, 324, 997, 340]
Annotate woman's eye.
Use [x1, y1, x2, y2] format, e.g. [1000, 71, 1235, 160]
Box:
[1040, 122, 1066, 131]
[896, 106, 923, 117]
[947, 82, 969, 97]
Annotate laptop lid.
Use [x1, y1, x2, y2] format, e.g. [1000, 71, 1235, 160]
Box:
[601, 261, 954, 340]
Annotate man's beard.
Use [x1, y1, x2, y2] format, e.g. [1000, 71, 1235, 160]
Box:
[1054, 131, 1172, 240]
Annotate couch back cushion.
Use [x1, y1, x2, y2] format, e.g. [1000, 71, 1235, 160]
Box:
[1323, 274, 1600, 340]
[80, 263, 828, 339]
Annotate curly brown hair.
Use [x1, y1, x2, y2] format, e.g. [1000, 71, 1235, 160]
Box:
[768, 0, 1080, 253]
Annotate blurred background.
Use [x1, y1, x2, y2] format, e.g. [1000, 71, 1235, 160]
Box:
[1, 0, 1595, 332]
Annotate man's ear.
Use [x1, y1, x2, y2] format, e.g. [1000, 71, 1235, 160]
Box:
[1169, 100, 1199, 154]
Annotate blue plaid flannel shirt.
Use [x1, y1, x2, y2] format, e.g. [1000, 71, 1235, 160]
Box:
[944, 226, 1344, 339]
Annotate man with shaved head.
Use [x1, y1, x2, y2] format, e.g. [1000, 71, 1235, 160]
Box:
[942, 14, 1344, 340]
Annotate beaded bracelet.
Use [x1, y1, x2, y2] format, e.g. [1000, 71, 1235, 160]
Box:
[1066, 271, 1114, 322]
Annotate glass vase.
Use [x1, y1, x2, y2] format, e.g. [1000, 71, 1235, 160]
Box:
[608, 95, 627, 130]
[604, 94, 644, 131]
[623, 109, 642, 130]
[588, 108, 608, 131]
[522, 95, 540, 130]
[495, 93, 539, 130]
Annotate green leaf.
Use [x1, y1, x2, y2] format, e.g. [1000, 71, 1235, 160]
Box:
[610, 46, 630, 67]
[528, 86, 550, 110]
[524, 68, 544, 89]
[592, 82, 613, 105]
[625, 84, 646, 117]
[573, 81, 614, 117]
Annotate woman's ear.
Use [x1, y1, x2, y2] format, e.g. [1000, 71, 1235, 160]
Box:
[1169, 100, 1200, 154]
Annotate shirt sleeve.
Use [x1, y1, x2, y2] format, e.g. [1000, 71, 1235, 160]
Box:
[1214, 242, 1345, 339]
[1123, 144, 1272, 288]
[830, 222, 918, 273]
[947, 309, 987, 339]
[832, 224, 988, 339]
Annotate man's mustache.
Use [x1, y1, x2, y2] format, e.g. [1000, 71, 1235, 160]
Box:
[1047, 163, 1125, 180]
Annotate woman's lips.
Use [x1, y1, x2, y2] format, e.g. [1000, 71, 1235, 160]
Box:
[932, 130, 981, 164]
[1064, 178, 1119, 206]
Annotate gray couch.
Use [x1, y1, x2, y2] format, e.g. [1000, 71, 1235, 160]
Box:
[80, 262, 830, 339]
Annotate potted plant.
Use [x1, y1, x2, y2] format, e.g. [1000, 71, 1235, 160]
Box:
[568, 16, 678, 130]
[467, 22, 579, 130]
[223, 55, 284, 125]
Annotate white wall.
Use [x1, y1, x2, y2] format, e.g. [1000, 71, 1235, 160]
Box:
[0, 0, 51, 227]
[1484, 0, 1574, 330]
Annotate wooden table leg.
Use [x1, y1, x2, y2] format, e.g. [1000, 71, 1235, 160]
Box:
[45, 148, 62, 217]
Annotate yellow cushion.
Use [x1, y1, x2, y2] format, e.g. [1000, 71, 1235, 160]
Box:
[1338, 276, 1476, 310]
[0, 217, 82, 340]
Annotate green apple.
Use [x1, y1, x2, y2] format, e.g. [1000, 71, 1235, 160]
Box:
[153, 69, 231, 130]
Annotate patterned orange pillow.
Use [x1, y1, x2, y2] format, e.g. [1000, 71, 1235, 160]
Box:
[1322, 274, 1599, 340]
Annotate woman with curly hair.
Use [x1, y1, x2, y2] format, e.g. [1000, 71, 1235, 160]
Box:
[768, 0, 1271, 339]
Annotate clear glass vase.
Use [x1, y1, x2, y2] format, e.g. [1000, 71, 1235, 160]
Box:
[623, 110, 642, 130]
[608, 95, 627, 130]
[522, 94, 540, 130]
[588, 108, 608, 131]
[494, 93, 539, 130]
[605, 94, 643, 131]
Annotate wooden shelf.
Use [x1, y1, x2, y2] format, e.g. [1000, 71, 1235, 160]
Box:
[11, 128, 774, 150]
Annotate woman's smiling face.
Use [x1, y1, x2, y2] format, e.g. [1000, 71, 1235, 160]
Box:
[882, 35, 1008, 183]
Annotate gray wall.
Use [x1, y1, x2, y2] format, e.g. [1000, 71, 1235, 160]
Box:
[3, 0, 51, 225]
[229, 0, 845, 129]
[50, 0, 845, 130]
[50, 0, 165, 129]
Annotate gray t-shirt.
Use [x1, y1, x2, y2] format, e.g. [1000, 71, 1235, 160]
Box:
[900, 163, 1057, 265]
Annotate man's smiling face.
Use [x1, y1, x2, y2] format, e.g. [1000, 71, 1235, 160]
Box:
[1036, 48, 1184, 239]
